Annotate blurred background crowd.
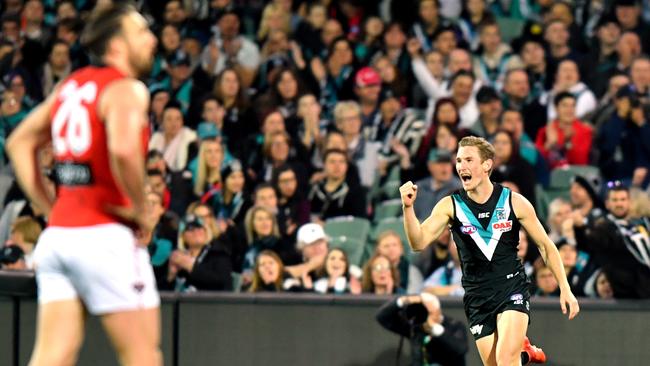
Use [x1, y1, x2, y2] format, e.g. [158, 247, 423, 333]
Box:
[1, 0, 649, 300]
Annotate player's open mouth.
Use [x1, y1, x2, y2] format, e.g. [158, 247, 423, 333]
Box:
[460, 173, 472, 182]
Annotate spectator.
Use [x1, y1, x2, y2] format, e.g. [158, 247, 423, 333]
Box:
[192, 138, 225, 199]
[534, 265, 559, 296]
[354, 67, 382, 127]
[0, 245, 26, 270]
[297, 93, 328, 156]
[585, 16, 621, 98]
[412, 229, 453, 279]
[212, 68, 255, 157]
[518, 37, 549, 102]
[544, 59, 597, 121]
[249, 250, 292, 293]
[499, 109, 539, 166]
[446, 70, 479, 129]
[491, 130, 536, 205]
[569, 175, 605, 226]
[41, 40, 71, 96]
[586, 73, 630, 129]
[376, 292, 468, 366]
[149, 101, 197, 172]
[272, 164, 311, 240]
[375, 230, 424, 293]
[355, 16, 384, 64]
[501, 68, 547, 139]
[572, 184, 650, 298]
[149, 88, 171, 130]
[334, 101, 381, 189]
[411, 149, 462, 221]
[146, 150, 194, 216]
[417, 98, 460, 164]
[285, 223, 347, 279]
[535, 92, 593, 169]
[310, 36, 356, 115]
[209, 159, 250, 227]
[308, 148, 367, 220]
[458, 0, 494, 51]
[614, 31, 642, 75]
[307, 248, 362, 294]
[613, 0, 650, 53]
[151, 24, 182, 81]
[588, 270, 614, 299]
[596, 86, 650, 187]
[517, 230, 535, 278]
[362, 253, 400, 295]
[199, 96, 226, 136]
[546, 198, 572, 243]
[422, 239, 464, 297]
[467, 86, 502, 139]
[242, 205, 298, 275]
[5, 216, 41, 269]
[0, 90, 29, 140]
[201, 10, 260, 87]
[543, 19, 584, 74]
[472, 20, 519, 88]
[166, 215, 233, 291]
[256, 131, 309, 190]
[294, 3, 327, 60]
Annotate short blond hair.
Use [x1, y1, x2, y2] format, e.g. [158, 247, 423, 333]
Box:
[459, 136, 495, 162]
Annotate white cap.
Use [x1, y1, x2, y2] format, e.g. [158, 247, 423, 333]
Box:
[296, 223, 328, 249]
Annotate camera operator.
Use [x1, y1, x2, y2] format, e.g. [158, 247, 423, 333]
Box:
[376, 292, 468, 366]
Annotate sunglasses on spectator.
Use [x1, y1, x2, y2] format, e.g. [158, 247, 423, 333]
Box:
[372, 264, 391, 273]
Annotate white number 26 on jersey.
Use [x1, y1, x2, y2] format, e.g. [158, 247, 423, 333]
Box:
[52, 80, 97, 156]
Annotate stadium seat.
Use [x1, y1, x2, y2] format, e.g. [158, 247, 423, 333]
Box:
[231, 272, 242, 293]
[324, 216, 371, 244]
[496, 17, 525, 43]
[374, 199, 403, 222]
[550, 165, 601, 190]
[329, 236, 365, 266]
[369, 217, 414, 258]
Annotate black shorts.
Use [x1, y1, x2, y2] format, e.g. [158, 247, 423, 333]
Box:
[463, 272, 531, 341]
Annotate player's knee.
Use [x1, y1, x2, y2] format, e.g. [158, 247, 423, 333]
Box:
[496, 349, 521, 366]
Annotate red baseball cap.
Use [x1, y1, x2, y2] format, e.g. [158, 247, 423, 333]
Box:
[355, 67, 381, 87]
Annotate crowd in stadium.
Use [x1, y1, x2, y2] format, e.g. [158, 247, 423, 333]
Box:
[1, 0, 649, 299]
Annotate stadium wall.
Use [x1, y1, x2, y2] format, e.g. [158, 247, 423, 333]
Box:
[2, 271, 650, 366]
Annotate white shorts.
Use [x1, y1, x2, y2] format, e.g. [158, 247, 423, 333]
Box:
[33, 223, 160, 315]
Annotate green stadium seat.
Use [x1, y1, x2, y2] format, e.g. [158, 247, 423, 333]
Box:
[324, 216, 371, 244]
[374, 199, 403, 222]
[370, 217, 413, 256]
[329, 236, 365, 266]
[550, 165, 601, 189]
[496, 17, 525, 43]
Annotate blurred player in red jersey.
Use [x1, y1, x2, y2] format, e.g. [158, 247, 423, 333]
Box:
[6, 3, 160, 365]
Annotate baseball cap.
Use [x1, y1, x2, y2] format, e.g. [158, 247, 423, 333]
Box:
[428, 149, 453, 163]
[476, 86, 500, 104]
[296, 223, 328, 249]
[166, 51, 191, 67]
[0, 245, 24, 265]
[355, 67, 381, 87]
[197, 122, 221, 140]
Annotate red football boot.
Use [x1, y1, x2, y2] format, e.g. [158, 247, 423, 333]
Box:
[523, 336, 547, 364]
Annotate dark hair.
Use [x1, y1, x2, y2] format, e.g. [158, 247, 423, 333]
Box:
[494, 129, 521, 163]
[448, 69, 475, 89]
[553, 91, 576, 106]
[81, 3, 136, 60]
[146, 168, 164, 178]
[213, 67, 248, 110]
[316, 247, 350, 279]
[253, 182, 277, 200]
[605, 181, 629, 198]
[433, 97, 460, 126]
[270, 67, 305, 104]
[48, 39, 69, 55]
[57, 17, 83, 34]
[162, 100, 183, 116]
[147, 149, 164, 161]
[323, 148, 348, 162]
[271, 164, 301, 197]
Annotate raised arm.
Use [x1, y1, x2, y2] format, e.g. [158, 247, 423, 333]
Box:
[512, 192, 580, 320]
[400, 181, 452, 251]
[6, 92, 57, 215]
[99, 78, 149, 220]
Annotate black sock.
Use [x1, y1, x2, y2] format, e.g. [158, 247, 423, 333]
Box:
[521, 351, 530, 364]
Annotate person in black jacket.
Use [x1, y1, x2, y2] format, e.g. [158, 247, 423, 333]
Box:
[571, 184, 650, 299]
[165, 215, 233, 291]
[308, 148, 367, 220]
[376, 292, 468, 366]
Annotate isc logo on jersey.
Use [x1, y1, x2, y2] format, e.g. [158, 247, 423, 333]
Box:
[461, 225, 477, 234]
[492, 220, 512, 232]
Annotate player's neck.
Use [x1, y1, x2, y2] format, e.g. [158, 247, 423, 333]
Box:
[466, 179, 494, 205]
[103, 55, 136, 78]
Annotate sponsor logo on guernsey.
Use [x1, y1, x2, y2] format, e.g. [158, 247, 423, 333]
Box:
[495, 208, 507, 221]
[492, 220, 513, 232]
[470, 324, 484, 335]
[461, 225, 478, 234]
[478, 212, 490, 218]
[510, 293, 524, 305]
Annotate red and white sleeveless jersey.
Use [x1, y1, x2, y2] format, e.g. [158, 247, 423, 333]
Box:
[48, 66, 149, 227]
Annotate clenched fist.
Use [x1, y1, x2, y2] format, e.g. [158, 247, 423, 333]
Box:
[399, 181, 418, 208]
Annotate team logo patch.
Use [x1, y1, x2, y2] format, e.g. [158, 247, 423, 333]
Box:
[461, 225, 477, 234]
[492, 220, 512, 232]
[495, 208, 507, 221]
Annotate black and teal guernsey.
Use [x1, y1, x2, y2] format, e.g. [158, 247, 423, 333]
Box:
[449, 183, 525, 294]
[450, 183, 531, 339]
